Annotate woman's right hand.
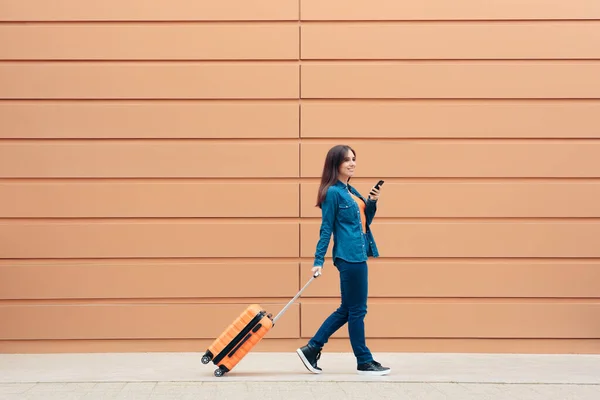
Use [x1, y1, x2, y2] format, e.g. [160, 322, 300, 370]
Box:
[312, 266, 323, 277]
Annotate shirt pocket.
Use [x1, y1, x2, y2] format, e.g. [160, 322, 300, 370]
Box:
[338, 202, 354, 223]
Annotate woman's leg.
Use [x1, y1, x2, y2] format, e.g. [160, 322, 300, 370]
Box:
[297, 263, 348, 373]
[340, 259, 373, 365]
[308, 264, 349, 349]
[340, 257, 391, 375]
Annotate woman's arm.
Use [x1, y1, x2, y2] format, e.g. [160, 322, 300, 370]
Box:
[365, 198, 377, 226]
[365, 184, 381, 225]
[313, 189, 337, 268]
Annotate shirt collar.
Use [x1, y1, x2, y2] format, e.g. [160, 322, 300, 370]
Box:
[335, 180, 348, 188]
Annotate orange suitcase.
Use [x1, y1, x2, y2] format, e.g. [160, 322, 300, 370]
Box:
[201, 271, 320, 377]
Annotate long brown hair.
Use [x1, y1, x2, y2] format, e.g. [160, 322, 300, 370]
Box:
[316, 145, 356, 208]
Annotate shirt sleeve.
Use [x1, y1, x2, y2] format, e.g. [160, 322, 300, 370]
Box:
[365, 197, 378, 226]
[313, 188, 337, 267]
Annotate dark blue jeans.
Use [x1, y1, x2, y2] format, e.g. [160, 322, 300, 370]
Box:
[308, 258, 373, 365]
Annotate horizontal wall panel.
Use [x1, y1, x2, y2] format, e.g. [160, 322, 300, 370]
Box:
[0, 0, 299, 21]
[0, 262, 299, 299]
[301, 63, 600, 99]
[301, 222, 600, 258]
[301, 182, 600, 217]
[302, 22, 600, 60]
[0, 63, 298, 99]
[300, 261, 600, 298]
[301, 100, 600, 138]
[0, 24, 299, 60]
[0, 303, 299, 339]
[0, 222, 299, 258]
[0, 182, 299, 217]
[0, 142, 299, 178]
[301, 302, 600, 338]
[301, 141, 600, 178]
[1, 338, 599, 354]
[301, 0, 600, 20]
[0, 101, 299, 139]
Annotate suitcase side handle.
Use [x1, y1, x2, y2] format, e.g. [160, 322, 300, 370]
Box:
[271, 271, 320, 325]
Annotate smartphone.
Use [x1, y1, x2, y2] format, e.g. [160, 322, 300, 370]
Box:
[371, 180, 384, 196]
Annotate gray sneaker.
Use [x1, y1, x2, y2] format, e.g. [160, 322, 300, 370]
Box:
[296, 345, 322, 374]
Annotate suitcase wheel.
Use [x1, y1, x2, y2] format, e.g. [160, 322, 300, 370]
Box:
[201, 350, 214, 365]
[214, 368, 225, 377]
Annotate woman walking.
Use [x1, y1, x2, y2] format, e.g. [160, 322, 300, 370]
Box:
[296, 144, 391, 376]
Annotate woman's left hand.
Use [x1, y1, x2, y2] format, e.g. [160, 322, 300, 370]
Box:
[369, 185, 381, 201]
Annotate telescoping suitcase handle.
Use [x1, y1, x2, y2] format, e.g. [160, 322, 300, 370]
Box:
[272, 270, 321, 324]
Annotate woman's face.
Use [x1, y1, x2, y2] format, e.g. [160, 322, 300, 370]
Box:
[338, 149, 356, 181]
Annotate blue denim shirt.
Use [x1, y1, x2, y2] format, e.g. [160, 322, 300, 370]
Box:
[313, 180, 380, 267]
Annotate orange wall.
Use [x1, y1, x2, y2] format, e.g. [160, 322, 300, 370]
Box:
[1, 1, 599, 354]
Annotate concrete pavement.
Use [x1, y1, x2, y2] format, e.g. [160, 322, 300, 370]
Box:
[0, 352, 598, 399]
[1, 381, 599, 400]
